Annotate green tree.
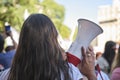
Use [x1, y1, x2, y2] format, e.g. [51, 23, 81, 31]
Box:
[73, 26, 78, 41]
[40, 0, 70, 38]
[0, 0, 70, 38]
[0, 0, 39, 31]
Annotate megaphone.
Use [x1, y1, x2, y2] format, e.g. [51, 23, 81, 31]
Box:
[67, 19, 103, 66]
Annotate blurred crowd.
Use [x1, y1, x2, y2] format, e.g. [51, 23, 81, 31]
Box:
[0, 13, 120, 80]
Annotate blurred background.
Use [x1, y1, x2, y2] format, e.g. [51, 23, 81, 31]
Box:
[0, 0, 119, 53]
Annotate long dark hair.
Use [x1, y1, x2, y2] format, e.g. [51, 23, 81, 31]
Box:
[103, 41, 116, 72]
[8, 14, 71, 80]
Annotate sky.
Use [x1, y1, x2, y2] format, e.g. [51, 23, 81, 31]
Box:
[55, 0, 112, 30]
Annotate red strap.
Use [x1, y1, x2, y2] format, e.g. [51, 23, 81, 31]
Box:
[96, 64, 104, 80]
[66, 52, 81, 66]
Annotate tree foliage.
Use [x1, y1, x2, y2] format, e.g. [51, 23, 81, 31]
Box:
[40, 0, 70, 38]
[0, 0, 70, 38]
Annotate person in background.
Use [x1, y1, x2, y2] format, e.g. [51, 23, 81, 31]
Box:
[110, 44, 120, 80]
[96, 52, 102, 60]
[5, 31, 17, 52]
[0, 14, 97, 80]
[0, 35, 5, 71]
[0, 31, 17, 71]
[97, 41, 116, 74]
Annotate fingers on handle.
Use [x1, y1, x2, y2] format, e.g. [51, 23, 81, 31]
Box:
[81, 46, 86, 57]
[88, 46, 95, 56]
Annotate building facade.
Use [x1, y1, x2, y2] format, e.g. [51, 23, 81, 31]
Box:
[97, 0, 120, 52]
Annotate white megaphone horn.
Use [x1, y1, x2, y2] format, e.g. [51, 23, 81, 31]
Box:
[67, 19, 103, 66]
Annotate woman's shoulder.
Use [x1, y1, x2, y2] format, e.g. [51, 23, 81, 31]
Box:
[97, 56, 107, 62]
[0, 68, 10, 80]
[111, 67, 120, 80]
[97, 71, 110, 80]
[68, 63, 83, 80]
[112, 67, 120, 74]
[97, 56, 109, 68]
[113, 67, 120, 72]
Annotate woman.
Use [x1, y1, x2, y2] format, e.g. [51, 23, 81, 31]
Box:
[0, 14, 96, 80]
[97, 41, 116, 74]
[111, 44, 120, 80]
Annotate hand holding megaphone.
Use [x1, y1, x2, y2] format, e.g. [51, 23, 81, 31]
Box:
[67, 19, 103, 66]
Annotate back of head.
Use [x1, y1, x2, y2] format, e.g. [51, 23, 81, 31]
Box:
[105, 41, 116, 50]
[0, 34, 4, 53]
[8, 14, 70, 80]
[104, 41, 116, 56]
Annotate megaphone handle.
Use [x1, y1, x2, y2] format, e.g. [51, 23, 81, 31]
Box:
[66, 52, 81, 66]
